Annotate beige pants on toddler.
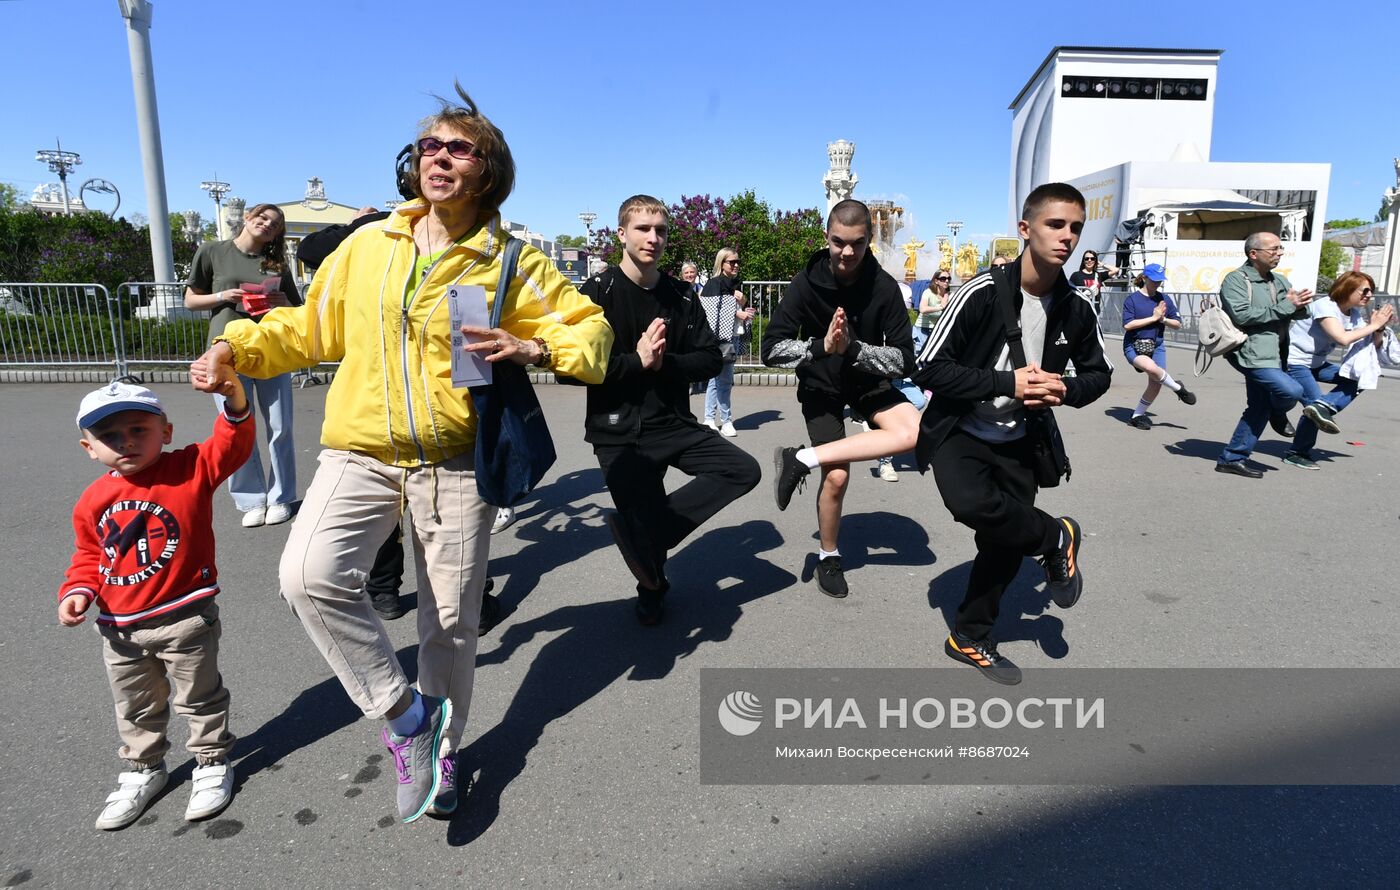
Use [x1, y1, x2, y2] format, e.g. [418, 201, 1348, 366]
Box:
[98, 600, 232, 769]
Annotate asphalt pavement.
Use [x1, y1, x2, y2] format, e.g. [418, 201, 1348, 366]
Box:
[3, 355, 1398, 888]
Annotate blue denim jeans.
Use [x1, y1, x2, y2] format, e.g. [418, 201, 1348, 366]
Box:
[1287, 362, 1361, 458]
[215, 372, 298, 512]
[1219, 360, 1305, 464]
[704, 361, 735, 423]
[912, 324, 932, 356]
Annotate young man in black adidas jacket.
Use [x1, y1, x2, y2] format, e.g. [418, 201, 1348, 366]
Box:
[913, 183, 1111, 686]
[581, 194, 760, 625]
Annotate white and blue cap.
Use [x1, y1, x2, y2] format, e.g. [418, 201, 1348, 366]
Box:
[1142, 263, 1168, 282]
[77, 381, 165, 429]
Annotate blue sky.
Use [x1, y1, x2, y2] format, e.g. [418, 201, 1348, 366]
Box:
[3, 0, 1397, 254]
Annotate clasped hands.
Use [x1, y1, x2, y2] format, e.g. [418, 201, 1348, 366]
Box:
[1015, 363, 1066, 409]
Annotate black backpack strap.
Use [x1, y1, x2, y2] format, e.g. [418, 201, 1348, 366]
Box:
[489, 235, 524, 329]
[991, 266, 1027, 368]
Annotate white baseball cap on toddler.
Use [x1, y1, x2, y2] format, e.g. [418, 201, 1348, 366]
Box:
[77, 382, 165, 429]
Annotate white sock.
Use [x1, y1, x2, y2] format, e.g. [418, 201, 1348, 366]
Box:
[795, 447, 820, 469]
[818, 548, 840, 560]
[386, 691, 425, 738]
[1133, 398, 1152, 417]
[1158, 371, 1182, 392]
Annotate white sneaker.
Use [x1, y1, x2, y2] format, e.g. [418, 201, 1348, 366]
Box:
[704, 418, 719, 431]
[185, 762, 235, 821]
[240, 507, 266, 528]
[491, 506, 516, 535]
[95, 766, 167, 830]
[264, 503, 293, 525]
[878, 460, 899, 482]
[719, 422, 738, 438]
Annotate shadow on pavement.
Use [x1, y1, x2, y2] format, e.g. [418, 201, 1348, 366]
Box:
[231, 645, 420, 789]
[733, 408, 782, 431]
[447, 519, 794, 846]
[926, 559, 1068, 660]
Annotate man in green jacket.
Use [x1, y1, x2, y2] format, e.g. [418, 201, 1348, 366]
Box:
[1215, 232, 1315, 478]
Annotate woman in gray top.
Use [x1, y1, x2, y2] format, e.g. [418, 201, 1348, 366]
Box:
[183, 202, 301, 527]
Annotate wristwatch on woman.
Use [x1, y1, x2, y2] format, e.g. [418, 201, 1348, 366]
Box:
[531, 337, 552, 369]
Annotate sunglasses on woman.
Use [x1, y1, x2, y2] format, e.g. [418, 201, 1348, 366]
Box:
[417, 137, 480, 160]
[935, 276, 950, 282]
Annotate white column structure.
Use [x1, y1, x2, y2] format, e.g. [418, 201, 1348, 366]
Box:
[823, 140, 858, 216]
[117, 0, 176, 281]
[1382, 158, 1400, 295]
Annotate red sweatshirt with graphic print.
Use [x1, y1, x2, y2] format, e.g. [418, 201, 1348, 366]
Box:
[58, 410, 255, 627]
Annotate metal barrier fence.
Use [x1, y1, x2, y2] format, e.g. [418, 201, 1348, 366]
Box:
[11, 278, 1390, 381]
[0, 282, 119, 370]
[118, 282, 211, 378]
[736, 280, 789, 367]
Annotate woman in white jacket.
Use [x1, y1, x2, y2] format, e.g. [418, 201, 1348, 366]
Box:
[1282, 271, 1394, 469]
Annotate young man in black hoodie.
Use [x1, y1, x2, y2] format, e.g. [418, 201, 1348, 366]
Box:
[763, 199, 920, 599]
[582, 195, 761, 625]
[913, 182, 1112, 686]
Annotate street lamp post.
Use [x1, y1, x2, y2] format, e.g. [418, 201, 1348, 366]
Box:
[200, 178, 231, 240]
[35, 140, 82, 215]
[946, 220, 964, 283]
[578, 211, 601, 275]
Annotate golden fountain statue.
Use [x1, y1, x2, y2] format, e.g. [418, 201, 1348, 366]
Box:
[901, 239, 925, 282]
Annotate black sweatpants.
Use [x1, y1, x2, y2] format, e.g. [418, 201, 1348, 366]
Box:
[932, 427, 1060, 641]
[594, 422, 761, 579]
[366, 522, 404, 596]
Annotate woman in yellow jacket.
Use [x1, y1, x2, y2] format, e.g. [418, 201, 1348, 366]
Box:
[191, 87, 611, 824]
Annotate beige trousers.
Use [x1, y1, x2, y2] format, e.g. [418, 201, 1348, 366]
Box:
[98, 601, 232, 769]
[279, 449, 492, 754]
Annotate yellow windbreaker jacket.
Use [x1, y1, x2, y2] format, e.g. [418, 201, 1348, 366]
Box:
[218, 203, 613, 467]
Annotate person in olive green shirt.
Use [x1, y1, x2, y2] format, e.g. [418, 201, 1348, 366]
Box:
[1215, 231, 1314, 478]
[184, 203, 302, 524]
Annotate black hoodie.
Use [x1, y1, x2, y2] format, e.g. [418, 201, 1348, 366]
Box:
[760, 247, 914, 398]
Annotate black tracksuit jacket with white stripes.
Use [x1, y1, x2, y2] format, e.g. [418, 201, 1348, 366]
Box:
[911, 257, 1112, 469]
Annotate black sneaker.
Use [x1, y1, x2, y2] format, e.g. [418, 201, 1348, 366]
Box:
[1175, 385, 1197, 405]
[635, 586, 667, 626]
[772, 446, 811, 511]
[1041, 516, 1083, 609]
[1269, 413, 1295, 437]
[1130, 414, 1152, 430]
[815, 555, 849, 598]
[371, 590, 406, 620]
[480, 592, 503, 634]
[607, 511, 662, 590]
[944, 632, 1022, 685]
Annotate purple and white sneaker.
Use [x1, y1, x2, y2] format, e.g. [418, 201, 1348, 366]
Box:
[381, 695, 451, 824]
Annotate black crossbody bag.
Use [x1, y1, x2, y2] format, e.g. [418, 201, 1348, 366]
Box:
[991, 267, 1071, 488]
[469, 236, 558, 506]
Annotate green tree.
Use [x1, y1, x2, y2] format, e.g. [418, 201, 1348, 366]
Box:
[1318, 239, 1347, 291]
[1325, 217, 1369, 231]
[554, 234, 588, 248]
[0, 202, 187, 296]
[589, 191, 825, 282]
[0, 182, 23, 213]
